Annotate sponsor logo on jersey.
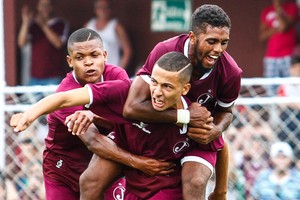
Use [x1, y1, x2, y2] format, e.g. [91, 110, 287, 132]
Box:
[173, 140, 190, 154]
[132, 122, 151, 134]
[113, 182, 126, 200]
[196, 92, 213, 105]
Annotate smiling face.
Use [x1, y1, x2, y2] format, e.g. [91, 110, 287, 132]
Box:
[150, 64, 190, 111]
[66, 38, 107, 85]
[189, 25, 230, 74]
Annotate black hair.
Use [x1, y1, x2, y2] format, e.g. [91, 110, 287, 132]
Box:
[67, 28, 103, 53]
[191, 4, 231, 34]
[156, 52, 192, 83]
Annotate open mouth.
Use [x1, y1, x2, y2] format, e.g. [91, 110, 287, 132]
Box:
[86, 69, 96, 76]
[206, 55, 218, 65]
[152, 97, 165, 109]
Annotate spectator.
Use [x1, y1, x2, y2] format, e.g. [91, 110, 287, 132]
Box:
[251, 141, 300, 200]
[85, 0, 132, 70]
[278, 55, 300, 98]
[259, 0, 298, 96]
[17, 0, 69, 86]
[277, 55, 300, 160]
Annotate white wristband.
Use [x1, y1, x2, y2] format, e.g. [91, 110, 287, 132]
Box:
[176, 109, 190, 124]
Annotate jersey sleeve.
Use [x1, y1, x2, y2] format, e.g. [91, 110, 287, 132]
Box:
[217, 53, 243, 108]
[86, 79, 132, 123]
[137, 42, 170, 76]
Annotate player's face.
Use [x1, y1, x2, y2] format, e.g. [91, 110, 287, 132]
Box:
[66, 39, 107, 85]
[150, 65, 190, 111]
[189, 25, 230, 71]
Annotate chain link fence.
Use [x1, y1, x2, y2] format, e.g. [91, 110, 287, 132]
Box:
[1, 78, 300, 199]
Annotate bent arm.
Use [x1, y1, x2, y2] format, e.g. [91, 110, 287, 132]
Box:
[187, 105, 233, 144]
[18, 5, 32, 47]
[41, 25, 65, 49]
[258, 22, 277, 42]
[79, 122, 175, 176]
[123, 76, 177, 122]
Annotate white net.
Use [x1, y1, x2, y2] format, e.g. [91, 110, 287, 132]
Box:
[1, 78, 300, 199]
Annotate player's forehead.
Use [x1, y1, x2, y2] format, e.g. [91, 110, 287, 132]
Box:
[152, 64, 180, 84]
[69, 39, 103, 53]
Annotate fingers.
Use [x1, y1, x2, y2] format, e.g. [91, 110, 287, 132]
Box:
[10, 113, 27, 132]
[156, 168, 175, 175]
[65, 112, 93, 135]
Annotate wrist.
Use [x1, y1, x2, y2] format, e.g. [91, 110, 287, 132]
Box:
[176, 109, 190, 124]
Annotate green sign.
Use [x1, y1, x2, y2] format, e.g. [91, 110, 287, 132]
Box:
[151, 0, 192, 32]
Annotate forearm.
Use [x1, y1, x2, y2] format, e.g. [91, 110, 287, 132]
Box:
[18, 23, 30, 47]
[41, 25, 64, 48]
[276, 7, 294, 31]
[26, 88, 89, 122]
[213, 110, 233, 134]
[213, 142, 229, 195]
[80, 126, 142, 169]
[258, 25, 277, 42]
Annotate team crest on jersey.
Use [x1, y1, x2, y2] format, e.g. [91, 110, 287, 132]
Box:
[112, 182, 126, 200]
[132, 122, 151, 134]
[173, 140, 190, 154]
[196, 92, 213, 105]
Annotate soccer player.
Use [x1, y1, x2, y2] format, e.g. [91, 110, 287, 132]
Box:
[12, 27, 172, 200]
[11, 52, 212, 199]
[122, 4, 243, 199]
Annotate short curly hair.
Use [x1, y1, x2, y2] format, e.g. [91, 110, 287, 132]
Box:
[191, 4, 231, 34]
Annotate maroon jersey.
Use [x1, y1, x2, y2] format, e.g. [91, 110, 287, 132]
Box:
[43, 64, 128, 193]
[29, 18, 69, 79]
[88, 81, 194, 199]
[137, 34, 242, 151]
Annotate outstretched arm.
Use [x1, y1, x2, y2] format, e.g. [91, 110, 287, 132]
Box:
[10, 87, 90, 132]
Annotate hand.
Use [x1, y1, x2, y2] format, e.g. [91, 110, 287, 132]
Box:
[134, 156, 176, 176]
[65, 110, 95, 135]
[35, 15, 48, 28]
[208, 191, 227, 200]
[10, 113, 32, 132]
[21, 5, 33, 24]
[188, 102, 213, 130]
[187, 122, 221, 144]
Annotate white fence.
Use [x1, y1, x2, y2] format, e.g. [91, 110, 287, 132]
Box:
[1, 78, 300, 199]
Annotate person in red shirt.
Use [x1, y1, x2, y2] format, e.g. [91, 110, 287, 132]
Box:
[259, 0, 299, 96]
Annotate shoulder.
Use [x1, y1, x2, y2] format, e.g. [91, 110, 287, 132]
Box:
[103, 64, 129, 80]
[151, 34, 188, 55]
[219, 51, 243, 76]
[56, 72, 80, 92]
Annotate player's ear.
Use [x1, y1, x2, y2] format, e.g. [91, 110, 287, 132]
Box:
[182, 83, 191, 95]
[66, 55, 73, 69]
[189, 31, 196, 44]
[102, 50, 108, 62]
